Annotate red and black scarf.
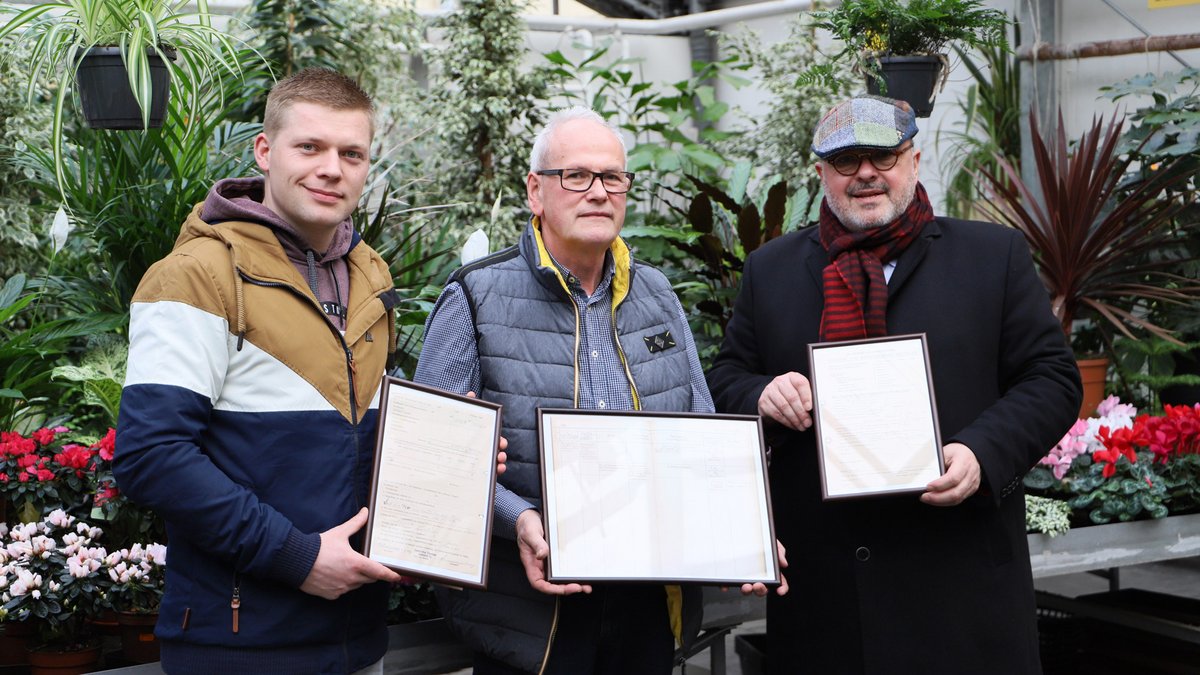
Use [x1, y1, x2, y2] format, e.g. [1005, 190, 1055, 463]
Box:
[818, 182, 934, 342]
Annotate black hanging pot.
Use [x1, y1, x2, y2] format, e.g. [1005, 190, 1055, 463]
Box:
[75, 46, 172, 130]
[865, 55, 944, 118]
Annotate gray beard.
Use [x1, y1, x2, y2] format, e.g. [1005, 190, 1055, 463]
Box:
[826, 175, 919, 231]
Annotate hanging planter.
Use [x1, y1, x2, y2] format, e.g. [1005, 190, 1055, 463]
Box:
[865, 55, 946, 117]
[75, 46, 172, 130]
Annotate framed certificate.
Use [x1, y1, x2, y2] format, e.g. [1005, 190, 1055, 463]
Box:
[808, 333, 944, 500]
[363, 377, 501, 589]
[537, 409, 779, 585]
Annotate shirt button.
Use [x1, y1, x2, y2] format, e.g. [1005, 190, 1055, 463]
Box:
[591, 350, 599, 358]
[855, 546, 871, 562]
[598, 400, 606, 409]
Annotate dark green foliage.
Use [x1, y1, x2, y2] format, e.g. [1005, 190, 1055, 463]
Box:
[427, 0, 554, 243]
[937, 20, 1020, 218]
[803, 0, 1010, 89]
[17, 54, 269, 327]
[0, 275, 122, 431]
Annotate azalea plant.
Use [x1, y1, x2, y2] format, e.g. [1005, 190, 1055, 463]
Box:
[105, 542, 166, 614]
[0, 426, 107, 523]
[1025, 396, 1200, 533]
[0, 510, 111, 650]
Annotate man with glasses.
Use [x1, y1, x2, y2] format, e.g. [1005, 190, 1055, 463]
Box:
[707, 96, 1081, 674]
[414, 107, 754, 674]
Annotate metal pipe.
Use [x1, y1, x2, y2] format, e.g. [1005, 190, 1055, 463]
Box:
[193, 0, 820, 33]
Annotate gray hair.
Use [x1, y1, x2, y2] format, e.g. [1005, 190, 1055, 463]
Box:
[529, 106, 627, 173]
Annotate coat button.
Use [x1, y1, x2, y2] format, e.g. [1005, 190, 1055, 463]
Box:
[855, 546, 871, 562]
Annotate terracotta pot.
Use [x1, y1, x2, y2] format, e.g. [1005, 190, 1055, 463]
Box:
[1076, 357, 1109, 418]
[26, 644, 101, 675]
[0, 622, 32, 666]
[117, 611, 160, 664]
[88, 609, 120, 637]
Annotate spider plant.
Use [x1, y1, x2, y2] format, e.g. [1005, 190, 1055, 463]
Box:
[0, 0, 255, 192]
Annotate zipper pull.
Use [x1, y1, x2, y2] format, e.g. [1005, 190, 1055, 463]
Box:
[346, 347, 363, 410]
[231, 585, 241, 634]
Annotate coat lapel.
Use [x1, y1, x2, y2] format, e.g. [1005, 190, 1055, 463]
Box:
[888, 219, 941, 298]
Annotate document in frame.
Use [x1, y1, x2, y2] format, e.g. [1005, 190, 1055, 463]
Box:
[807, 333, 944, 500]
[363, 377, 500, 589]
[537, 409, 779, 585]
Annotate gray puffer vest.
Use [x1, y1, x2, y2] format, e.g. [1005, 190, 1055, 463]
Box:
[435, 221, 700, 673]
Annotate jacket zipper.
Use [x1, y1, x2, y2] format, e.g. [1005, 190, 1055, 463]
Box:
[239, 273, 372, 424]
[537, 596, 561, 675]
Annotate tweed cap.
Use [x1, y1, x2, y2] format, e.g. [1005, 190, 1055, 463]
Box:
[811, 95, 919, 159]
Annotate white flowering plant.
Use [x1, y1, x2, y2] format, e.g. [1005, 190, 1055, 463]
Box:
[0, 510, 110, 650]
[105, 542, 166, 614]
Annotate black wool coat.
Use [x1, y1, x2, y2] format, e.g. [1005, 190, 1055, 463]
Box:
[707, 217, 1082, 675]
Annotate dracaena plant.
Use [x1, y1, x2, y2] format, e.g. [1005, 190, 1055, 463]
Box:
[974, 110, 1200, 350]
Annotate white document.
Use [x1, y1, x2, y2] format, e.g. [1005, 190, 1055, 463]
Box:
[364, 378, 499, 588]
[808, 334, 944, 499]
[539, 411, 777, 584]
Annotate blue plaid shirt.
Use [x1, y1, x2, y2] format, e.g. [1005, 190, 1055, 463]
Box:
[414, 252, 714, 537]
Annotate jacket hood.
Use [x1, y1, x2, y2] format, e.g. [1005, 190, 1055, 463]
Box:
[198, 177, 355, 262]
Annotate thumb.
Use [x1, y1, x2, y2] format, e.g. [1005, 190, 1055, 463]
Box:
[339, 507, 369, 535]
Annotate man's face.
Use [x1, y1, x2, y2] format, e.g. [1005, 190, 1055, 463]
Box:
[254, 101, 373, 246]
[816, 143, 921, 231]
[527, 119, 627, 263]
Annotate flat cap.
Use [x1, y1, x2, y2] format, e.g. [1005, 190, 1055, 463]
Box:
[811, 95, 918, 159]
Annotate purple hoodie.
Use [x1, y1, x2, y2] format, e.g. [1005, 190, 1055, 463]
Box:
[200, 177, 354, 331]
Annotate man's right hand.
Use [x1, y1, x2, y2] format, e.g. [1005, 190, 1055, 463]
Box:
[757, 372, 814, 431]
[516, 509, 592, 596]
[300, 508, 401, 600]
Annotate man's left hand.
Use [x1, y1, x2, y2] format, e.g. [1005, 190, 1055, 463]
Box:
[921, 443, 981, 507]
[740, 539, 789, 597]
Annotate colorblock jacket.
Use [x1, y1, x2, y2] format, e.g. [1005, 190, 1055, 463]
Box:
[115, 195, 398, 674]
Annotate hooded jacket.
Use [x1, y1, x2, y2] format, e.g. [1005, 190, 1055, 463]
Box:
[115, 178, 399, 674]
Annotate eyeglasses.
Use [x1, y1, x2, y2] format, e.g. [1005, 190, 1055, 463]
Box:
[536, 169, 635, 194]
[826, 145, 912, 176]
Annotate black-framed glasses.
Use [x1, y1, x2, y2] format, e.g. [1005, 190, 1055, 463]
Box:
[536, 169, 635, 194]
[826, 145, 912, 176]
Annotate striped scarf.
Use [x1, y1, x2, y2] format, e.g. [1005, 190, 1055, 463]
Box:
[818, 182, 933, 341]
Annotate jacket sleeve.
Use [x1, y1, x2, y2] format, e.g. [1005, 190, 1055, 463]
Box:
[115, 253, 320, 588]
[706, 252, 775, 416]
[948, 231, 1083, 502]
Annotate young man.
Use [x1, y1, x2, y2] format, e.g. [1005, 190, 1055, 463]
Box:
[707, 95, 1082, 674]
[115, 69, 403, 674]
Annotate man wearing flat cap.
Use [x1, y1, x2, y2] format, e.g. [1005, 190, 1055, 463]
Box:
[707, 95, 1082, 674]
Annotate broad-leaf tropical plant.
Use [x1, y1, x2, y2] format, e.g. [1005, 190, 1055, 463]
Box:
[0, 0, 254, 193]
[975, 111, 1200, 348]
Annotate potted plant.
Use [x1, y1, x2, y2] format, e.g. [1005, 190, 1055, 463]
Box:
[1024, 395, 1200, 533]
[807, 0, 1010, 116]
[974, 110, 1200, 416]
[0, 510, 112, 671]
[0, 0, 249, 189]
[0, 426, 103, 524]
[105, 542, 166, 663]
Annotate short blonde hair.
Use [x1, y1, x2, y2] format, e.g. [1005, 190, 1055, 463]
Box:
[263, 68, 375, 138]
